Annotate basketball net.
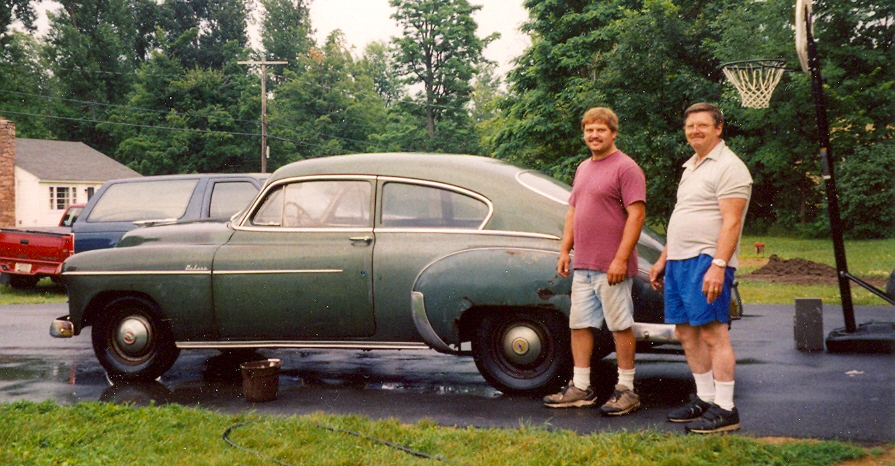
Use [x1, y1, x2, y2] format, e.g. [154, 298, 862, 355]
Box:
[721, 60, 786, 109]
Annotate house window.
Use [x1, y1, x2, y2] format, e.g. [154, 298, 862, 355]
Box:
[49, 187, 76, 210]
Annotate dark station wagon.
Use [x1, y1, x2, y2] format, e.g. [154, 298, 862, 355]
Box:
[51, 153, 684, 395]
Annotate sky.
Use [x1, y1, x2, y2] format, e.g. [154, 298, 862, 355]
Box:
[309, 0, 531, 78]
[35, 0, 532, 79]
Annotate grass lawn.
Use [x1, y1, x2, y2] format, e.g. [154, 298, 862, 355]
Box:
[737, 236, 894, 306]
[0, 401, 883, 466]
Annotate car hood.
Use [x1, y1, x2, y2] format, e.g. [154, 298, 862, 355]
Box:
[115, 220, 235, 248]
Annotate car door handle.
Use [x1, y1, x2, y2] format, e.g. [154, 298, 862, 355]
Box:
[349, 236, 373, 246]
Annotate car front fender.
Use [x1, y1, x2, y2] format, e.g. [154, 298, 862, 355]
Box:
[412, 247, 571, 351]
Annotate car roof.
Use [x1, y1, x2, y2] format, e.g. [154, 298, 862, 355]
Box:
[268, 153, 568, 237]
[103, 173, 269, 184]
[272, 153, 523, 189]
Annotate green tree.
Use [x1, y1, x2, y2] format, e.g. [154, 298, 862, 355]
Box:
[389, 0, 496, 151]
[42, 0, 142, 151]
[836, 142, 895, 239]
[358, 41, 403, 106]
[267, 32, 387, 165]
[258, 0, 312, 65]
[102, 34, 260, 174]
[0, 32, 51, 138]
[1, 0, 35, 40]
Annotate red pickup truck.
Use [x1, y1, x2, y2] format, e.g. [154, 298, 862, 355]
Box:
[0, 204, 83, 289]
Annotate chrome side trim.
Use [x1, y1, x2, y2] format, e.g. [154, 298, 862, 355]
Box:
[632, 323, 678, 342]
[410, 291, 457, 354]
[176, 341, 430, 350]
[214, 269, 342, 275]
[375, 228, 560, 240]
[62, 269, 343, 276]
[62, 270, 212, 276]
[235, 226, 375, 233]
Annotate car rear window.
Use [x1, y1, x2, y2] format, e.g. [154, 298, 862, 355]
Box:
[516, 171, 571, 204]
[87, 179, 199, 222]
[381, 182, 489, 228]
[209, 181, 260, 218]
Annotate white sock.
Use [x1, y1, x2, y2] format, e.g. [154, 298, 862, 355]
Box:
[617, 368, 636, 391]
[714, 380, 735, 411]
[573, 367, 591, 390]
[694, 371, 715, 403]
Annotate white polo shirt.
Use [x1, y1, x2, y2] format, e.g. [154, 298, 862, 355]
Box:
[666, 140, 752, 268]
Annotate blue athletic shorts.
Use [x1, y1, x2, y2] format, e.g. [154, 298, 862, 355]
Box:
[664, 254, 735, 326]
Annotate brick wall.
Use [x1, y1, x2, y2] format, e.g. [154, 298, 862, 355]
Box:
[0, 118, 15, 227]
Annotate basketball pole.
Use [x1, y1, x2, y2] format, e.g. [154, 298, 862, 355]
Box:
[801, 8, 857, 334]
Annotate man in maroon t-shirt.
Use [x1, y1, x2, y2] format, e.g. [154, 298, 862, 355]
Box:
[543, 107, 646, 416]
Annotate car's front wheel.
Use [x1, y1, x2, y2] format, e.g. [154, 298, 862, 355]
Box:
[92, 297, 180, 381]
[472, 309, 571, 395]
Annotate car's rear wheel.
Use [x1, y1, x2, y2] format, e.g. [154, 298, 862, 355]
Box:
[472, 309, 571, 395]
[92, 297, 180, 381]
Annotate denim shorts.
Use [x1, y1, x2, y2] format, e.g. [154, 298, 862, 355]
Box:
[664, 254, 735, 326]
[569, 269, 634, 332]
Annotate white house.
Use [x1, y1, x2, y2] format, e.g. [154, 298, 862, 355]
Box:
[14, 139, 140, 227]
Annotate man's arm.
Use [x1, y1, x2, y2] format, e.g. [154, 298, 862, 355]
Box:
[607, 201, 645, 285]
[649, 246, 668, 290]
[557, 206, 575, 278]
[702, 197, 748, 303]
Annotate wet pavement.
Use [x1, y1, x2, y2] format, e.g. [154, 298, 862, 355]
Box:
[1, 302, 893, 444]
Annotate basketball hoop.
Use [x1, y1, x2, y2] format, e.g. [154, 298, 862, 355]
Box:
[721, 59, 787, 109]
[795, 0, 813, 73]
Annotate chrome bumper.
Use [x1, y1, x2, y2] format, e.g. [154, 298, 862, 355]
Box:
[50, 316, 74, 338]
[632, 322, 678, 342]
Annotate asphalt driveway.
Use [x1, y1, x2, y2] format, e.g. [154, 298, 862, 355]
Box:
[1, 302, 892, 444]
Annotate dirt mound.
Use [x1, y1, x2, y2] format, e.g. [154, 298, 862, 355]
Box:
[742, 255, 885, 287]
[749, 255, 837, 278]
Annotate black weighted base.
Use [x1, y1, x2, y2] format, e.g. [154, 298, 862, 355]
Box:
[825, 321, 895, 354]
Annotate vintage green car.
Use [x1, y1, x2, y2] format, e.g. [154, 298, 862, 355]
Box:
[51, 153, 672, 395]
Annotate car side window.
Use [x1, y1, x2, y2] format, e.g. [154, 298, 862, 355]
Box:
[250, 181, 371, 228]
[209, 181, 260, 218]
[381, 182, 489, 228]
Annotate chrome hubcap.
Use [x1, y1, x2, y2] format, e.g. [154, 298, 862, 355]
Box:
[115, 316, 151, 357]
[502, 324, 542, 366]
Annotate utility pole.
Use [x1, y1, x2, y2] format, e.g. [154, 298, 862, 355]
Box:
[238, 59, 287, 173]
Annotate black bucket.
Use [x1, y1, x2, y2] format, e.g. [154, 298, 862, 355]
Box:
[240, 359, 281, 402]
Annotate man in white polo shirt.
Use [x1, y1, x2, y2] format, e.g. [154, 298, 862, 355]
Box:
[649, 102, 752, 434]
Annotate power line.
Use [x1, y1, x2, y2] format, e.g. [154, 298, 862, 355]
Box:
[0, 89, 262, 128]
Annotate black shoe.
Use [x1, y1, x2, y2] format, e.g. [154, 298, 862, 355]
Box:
[685, 405, 741, 434]
[667, 394, 711, 423]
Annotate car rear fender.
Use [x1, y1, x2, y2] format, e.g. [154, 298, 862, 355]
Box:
[411, 247, 571, 351]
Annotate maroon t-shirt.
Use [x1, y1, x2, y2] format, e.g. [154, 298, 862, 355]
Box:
[568, 150, 646, 276]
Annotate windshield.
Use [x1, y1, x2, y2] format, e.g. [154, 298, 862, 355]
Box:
[87, 179, 199, 222]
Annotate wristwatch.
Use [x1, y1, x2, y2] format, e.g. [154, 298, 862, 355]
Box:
[711, 258, 727, 268]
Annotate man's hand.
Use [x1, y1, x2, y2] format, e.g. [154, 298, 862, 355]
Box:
[557, 252, 571, 278]
[649, 262, 665, 290]
[702, 264, 725, 304]
[607, 258, 627, 285]
[649, 249, 667, 290]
